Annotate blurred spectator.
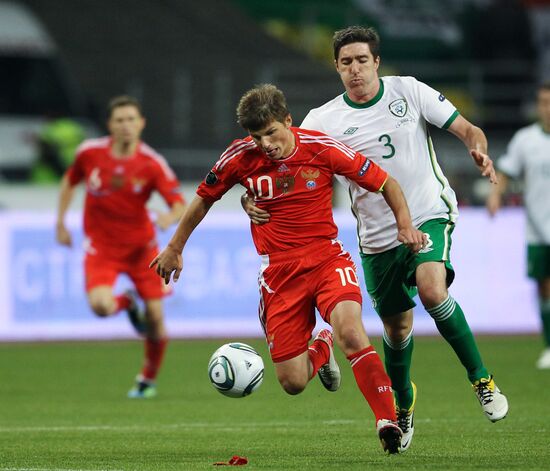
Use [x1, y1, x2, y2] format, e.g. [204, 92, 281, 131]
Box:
[32, 117, 85, 183]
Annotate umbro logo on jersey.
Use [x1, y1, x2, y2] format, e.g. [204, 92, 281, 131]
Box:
[344, 127, 358, 135]
[389, 98, 408, 117]
[278, 163, 290, 172]
[438, 93, 446, 102]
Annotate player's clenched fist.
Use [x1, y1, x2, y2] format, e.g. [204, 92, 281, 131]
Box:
[397, 227, 427, 254]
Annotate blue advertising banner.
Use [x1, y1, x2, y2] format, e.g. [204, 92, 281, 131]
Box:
[0, 208, 539, 340]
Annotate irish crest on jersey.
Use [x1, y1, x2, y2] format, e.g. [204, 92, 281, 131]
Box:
[388, 98, 408, 118]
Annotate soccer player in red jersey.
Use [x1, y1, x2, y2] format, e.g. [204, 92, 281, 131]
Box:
[55, 96, 186, 398]
[150, 84, 425, 454]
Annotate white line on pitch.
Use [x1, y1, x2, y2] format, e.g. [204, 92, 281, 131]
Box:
[0, 417, 496, 434]
[0, 420, 358, 433]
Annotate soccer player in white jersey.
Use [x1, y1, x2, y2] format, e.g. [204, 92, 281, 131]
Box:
[487, 82, 550, 370]
[243, 26, 509, 452]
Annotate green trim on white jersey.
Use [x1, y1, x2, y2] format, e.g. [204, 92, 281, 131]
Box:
[426, 131, 455, 220]
[347, 185, 363, 247]
[442, 110, 460, 130]
[343, 79, 385, 109]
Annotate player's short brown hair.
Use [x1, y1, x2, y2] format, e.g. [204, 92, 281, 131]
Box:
[236, 84, 290, 131]
[333, 26, 380, 61]
[107, 95, 143, 118]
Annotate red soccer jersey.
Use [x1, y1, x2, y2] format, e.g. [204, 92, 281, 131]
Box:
[197, 127, 388, 254]
[67, 137, 184, 246]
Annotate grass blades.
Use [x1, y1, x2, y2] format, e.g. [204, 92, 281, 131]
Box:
[0, 335, 548, 470]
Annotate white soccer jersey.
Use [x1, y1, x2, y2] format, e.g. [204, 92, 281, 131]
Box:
[302, 76, 460, 254]
[497, 123, 550, 244]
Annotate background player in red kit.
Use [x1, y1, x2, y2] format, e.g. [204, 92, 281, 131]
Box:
[56, 95, 186, 398]
[150, 84, 425, 454]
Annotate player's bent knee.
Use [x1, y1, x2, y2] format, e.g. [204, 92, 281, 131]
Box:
[276, 371, 307, 395]
[335, 325, 369, 355]
[89, 300, 113, 317]
[278, 378, 307, 395]
[385, 326, 412, 343]
[418, 286, 447, 309]
[90, 306, 111, 317]
[384, 316, 413, 341]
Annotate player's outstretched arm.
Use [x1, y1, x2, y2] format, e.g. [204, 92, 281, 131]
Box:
[241, 193, 270, 225]
[149, 195, 213, 284]
[486, 171, 509, 217]
[380, 176, 426, 253]
[55, 174, 76, 247]
[448, 115, 498, 184]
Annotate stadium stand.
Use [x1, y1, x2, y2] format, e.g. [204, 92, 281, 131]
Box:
[17, 0, 340, 172]
[9, 0, 540, 201]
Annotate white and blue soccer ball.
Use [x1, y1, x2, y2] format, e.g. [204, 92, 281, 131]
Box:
[207, 342, 264, 398]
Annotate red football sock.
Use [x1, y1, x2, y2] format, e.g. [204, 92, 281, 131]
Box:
[141, 338, 168, 381]
[114, 294, 130, 313]
[347, 346, 397, 423]
[307, 338, 330, 379]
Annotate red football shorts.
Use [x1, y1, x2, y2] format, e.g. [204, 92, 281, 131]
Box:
[258, 239, 362, 363]
[84, 238, 170, 300]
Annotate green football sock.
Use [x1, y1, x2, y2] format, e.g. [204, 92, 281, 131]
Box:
[426, 295, 489, 383]
[540, 298, 550, 347]
[383, 329, 414, 409]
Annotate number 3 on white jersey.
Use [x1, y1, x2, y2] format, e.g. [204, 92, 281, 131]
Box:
[335, 267, 359, 286]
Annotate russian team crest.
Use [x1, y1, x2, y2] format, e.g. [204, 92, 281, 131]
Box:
[301, 169, 320, 190]
[389, 98, 408, 118]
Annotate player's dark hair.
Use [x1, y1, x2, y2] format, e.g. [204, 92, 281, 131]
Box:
[107, 95, 143, 118]
[539, 81, 550, 93]
[236, 84, 290, 131]
[333, 26, 380, 61]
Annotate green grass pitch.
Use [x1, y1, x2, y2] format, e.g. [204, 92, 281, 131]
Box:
[0, 335, 548, 470]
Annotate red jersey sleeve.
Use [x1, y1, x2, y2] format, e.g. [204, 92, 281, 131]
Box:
[66, 148, 87, 186]
[326, 142, 387, 192]
[197, 139, 247, 202]
[151, 158, 185, 207]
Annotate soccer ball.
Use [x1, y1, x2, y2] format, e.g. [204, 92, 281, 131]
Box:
[207, 342, 264, 398]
